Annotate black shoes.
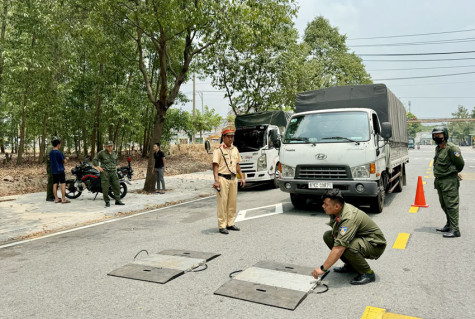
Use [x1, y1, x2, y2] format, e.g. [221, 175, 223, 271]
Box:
[115, 201, 125, 205]
[226, 225, 240, 231]
[443, 230, 461, 238]
[334, 264, 356, 273]
[436, 225, 451, 232]
[219, 228, 229, 235]
[46, 198, 55, 202]
[105, 202, 110, 207]
[350, 272, 376, 285]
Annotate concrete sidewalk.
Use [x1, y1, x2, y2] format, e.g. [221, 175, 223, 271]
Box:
[0, 171, 215, 245]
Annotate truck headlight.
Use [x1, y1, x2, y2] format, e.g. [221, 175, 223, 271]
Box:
[257, 154, 267, 171]
[351, 164, 371, 178]
[280, 164, 295, 178]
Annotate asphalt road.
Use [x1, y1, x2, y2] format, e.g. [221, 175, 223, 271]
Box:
[1, 146, 474, 319]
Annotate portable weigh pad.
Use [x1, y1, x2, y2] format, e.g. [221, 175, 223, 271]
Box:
[214, 261, 320, 310]
[108, 249, 220, 284]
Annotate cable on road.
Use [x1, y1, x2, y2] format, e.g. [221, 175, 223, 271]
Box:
[229, 270, 243, 278]
[190, 263, 208, 272]
[133, 249, 149, 260]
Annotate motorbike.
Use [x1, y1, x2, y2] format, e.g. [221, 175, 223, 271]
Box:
[65, 157, 133, 200]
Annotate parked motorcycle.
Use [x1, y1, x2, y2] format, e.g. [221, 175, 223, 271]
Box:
[65, 157, 133, 200]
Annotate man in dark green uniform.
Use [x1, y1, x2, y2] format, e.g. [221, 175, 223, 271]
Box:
[432, 127, 464, 238]
[45, 136, 58, 202]
[312, 189, 386, 285]
[93, 141, 125, 208]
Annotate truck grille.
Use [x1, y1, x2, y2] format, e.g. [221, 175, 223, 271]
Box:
[239, 162, 255, 173]
[297, 166, 348, 179]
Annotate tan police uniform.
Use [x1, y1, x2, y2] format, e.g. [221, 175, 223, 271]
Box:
[213, 134, 242, 229]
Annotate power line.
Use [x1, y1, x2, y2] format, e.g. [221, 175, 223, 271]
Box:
[350, 37, 475, 47]
[399, 96, 475, 98]
[348, 28, 475, 40]
[373, 70, 475, 81]
[359, 50, 475, 56]
[365, 57, 475, 62]
[368, 64, 475, 71]
[389, 80, 475, 87]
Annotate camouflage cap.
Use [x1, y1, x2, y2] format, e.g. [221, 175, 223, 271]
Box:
[105, 140, 114, 146]
[222, 125, 236, 136]
[51, 136, 60, 142]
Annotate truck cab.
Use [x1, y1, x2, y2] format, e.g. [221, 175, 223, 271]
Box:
[279, 84, 409, 213]
[234, 124, 282, 187]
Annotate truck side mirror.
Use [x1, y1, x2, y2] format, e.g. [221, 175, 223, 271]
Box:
[204, 140, 210, 153]
[381, 122, 392, 140]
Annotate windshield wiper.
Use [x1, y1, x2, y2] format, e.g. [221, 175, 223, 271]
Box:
[286, 137, 309, 142]
[322, 136, 360, 145]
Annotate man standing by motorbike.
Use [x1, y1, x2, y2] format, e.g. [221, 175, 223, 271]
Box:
[93, 141, 125, 208]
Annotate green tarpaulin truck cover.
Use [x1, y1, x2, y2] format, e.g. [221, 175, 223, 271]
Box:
[235, 111, 292, 129]
[295, 84, 408, 144]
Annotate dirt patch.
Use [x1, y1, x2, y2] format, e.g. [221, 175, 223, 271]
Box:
[0, 144, 214, 197]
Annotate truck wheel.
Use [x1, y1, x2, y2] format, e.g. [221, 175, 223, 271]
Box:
[290, 193, 307, 209]
[369, 190, 384, 214]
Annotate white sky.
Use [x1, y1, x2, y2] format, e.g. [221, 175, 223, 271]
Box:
[180, 0, 475, 120]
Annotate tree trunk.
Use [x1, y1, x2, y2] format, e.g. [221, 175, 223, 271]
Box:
[17, 85, 29, 164]
[143, 105, 166, 192]
[82, 125, 88, 157]
[0, 2, 7, 154]
[38, 114, 48, 163]
[90, 63, 104, 159]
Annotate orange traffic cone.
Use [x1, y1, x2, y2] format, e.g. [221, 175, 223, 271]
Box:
[412, 176, 429, 208]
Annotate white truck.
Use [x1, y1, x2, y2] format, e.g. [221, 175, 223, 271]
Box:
[278, 84, 409, 213]
[234, 111, 292, 188]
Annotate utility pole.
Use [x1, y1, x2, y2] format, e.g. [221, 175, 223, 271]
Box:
[408, 100, 411, 113]
[192, 73, 196, 144]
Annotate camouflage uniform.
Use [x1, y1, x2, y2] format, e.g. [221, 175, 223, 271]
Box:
[93, 148, 121, 204]
[433, 141, 464, 232]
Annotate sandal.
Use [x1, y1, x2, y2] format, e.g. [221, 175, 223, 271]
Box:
[61, 200, 71, 204]
[55, 199, 61, 203]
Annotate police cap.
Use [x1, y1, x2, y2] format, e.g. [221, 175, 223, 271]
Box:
[105, 140, 114, 146]
[222, 125, 236, 136]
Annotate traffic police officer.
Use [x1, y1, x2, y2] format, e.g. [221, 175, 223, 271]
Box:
[45, 136, 58, 202]
[93, 141, 125, 207]
[432, 127, 464, 238]
[212, 125, 245, 234]
[312, 189, 386, 285]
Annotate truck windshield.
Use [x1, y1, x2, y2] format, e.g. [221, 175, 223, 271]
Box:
[284, 111, 370, 144]
[234, 127, 267, 152]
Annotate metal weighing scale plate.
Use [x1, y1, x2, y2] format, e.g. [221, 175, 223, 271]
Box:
[108, 250, 220, 284]
[214, 261, 316, 310]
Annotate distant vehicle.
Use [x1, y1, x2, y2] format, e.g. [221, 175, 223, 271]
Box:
[234, 111, 292, 188]
[279, 84, 409, 213]
[408, 138, 415, 149]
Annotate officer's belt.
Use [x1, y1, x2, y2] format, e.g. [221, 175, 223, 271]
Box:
[218, 173, 236, 180]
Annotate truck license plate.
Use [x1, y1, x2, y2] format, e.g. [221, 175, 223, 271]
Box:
[308, 182, 333, 189]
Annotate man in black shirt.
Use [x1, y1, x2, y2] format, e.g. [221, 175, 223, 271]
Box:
[153, 142, 166, 194]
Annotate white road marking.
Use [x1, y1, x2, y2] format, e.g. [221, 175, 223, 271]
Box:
[0, 195, 216, 250]
[235, 203, 284, 222]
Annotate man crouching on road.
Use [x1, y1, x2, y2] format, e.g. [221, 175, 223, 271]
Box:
[212, 125, 245, 235]
[312, 189, 386, 285]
